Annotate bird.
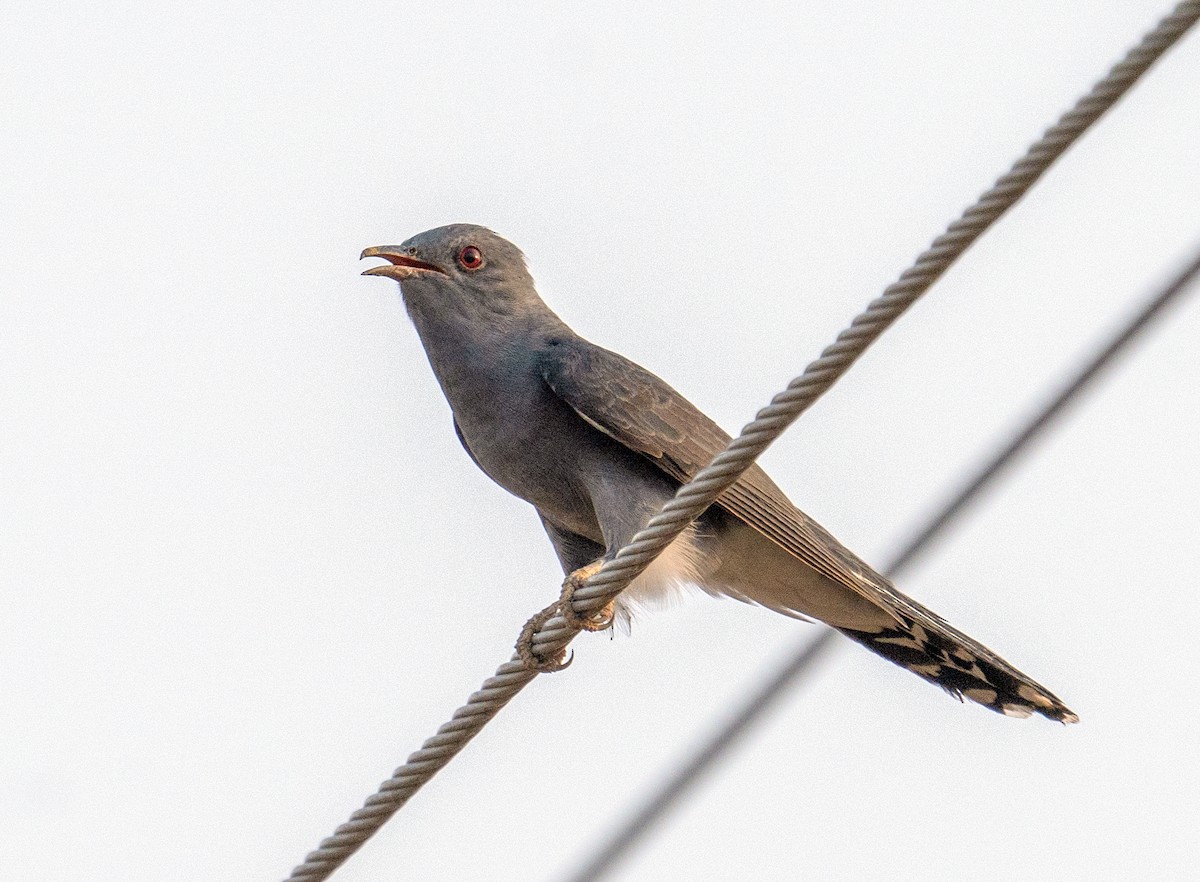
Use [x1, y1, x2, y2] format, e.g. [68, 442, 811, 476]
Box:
[361, 223, 1077, 724]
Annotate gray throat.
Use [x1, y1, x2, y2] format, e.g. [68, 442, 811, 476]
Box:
[401, 285, 569, 421]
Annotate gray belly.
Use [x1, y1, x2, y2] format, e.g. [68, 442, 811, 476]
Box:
[454, 386, 606, 542]
[439, 354, 682, 551]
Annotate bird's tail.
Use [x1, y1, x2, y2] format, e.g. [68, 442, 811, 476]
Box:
[839, 610, 1078, 724]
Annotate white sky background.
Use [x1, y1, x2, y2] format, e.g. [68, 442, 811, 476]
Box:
[2, 2, 1199, 880]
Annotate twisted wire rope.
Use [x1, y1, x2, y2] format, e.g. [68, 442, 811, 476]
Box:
[286, 3, 1199, 879]
[565, 242, 1200, 882]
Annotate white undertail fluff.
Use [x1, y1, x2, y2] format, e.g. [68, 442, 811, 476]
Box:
[616, 525, 717, 627]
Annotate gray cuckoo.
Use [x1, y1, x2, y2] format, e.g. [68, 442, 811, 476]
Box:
[362, 223, 1076, 724]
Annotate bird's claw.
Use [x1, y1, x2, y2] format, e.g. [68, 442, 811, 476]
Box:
[522, 646, 575, 674]
[559, 561, 615, 632]
[566, 598, 615, 632]
[516, 600, 575, 673]
[515, 559, 614, 673]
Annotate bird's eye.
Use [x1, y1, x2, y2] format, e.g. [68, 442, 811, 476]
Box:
[457, 245, 484, 271]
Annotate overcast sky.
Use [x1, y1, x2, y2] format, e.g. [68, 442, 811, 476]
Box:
[3, 3, 1199, 881]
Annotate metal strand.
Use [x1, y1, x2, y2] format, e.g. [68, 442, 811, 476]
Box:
[563, 243, 1200, 882]
[284, 4, 1199, 879]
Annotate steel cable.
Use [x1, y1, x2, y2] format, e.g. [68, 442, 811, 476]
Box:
[564, 243, 1200, 882]
[284, 3, 1199, 878]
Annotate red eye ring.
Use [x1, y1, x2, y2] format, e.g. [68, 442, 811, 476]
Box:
[457, 245, 484, 271]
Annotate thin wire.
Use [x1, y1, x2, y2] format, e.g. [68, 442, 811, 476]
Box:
[887, 250, 1200, 575]
[283, 4, 1199, 879]
[530, 0, 1200, 645]
[563, 243, 1200, 882]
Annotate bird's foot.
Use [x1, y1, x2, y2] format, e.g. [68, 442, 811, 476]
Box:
[515, 599, 574, 673]
[559, 560, 615, 632]
[514, 560, 614, 673]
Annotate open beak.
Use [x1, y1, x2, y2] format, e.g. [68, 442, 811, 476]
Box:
[360, 246, 447, 280]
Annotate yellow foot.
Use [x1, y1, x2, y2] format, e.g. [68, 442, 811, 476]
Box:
[560, 560, 615, 632]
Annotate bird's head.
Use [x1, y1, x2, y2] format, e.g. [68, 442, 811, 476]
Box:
[361, 224, 540, 321]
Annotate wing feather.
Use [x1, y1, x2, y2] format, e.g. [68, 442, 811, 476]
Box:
[539, 337, 1089, 709]
[539, 337, 895, 605]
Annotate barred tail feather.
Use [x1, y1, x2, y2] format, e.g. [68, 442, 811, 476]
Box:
[839, 614, 1078, 724]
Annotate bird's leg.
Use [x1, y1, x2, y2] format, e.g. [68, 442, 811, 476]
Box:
[515, 559, 610, 674]
[559, 559, 614, 632]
